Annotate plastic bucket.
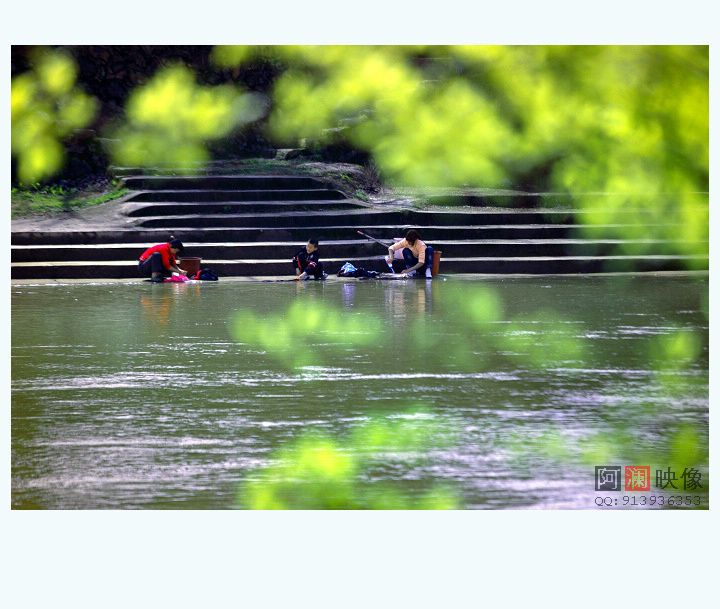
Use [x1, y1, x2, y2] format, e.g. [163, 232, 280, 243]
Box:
[431, 251, 442, 276]
[179, 257, 202, 275]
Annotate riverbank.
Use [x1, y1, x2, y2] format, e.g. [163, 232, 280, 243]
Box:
[10, 156, 549, 234]
[10, 158, 381, 227]
[10, 270, 709, 287]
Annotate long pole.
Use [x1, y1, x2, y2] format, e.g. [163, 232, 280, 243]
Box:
[357, 231, 395, 273]
[357, 230, 393, 246]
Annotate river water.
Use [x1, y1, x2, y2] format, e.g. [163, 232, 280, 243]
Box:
[11, 273, 709, 509]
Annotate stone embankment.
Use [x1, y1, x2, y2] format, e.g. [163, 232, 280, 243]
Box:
[11, 174, 708, 280]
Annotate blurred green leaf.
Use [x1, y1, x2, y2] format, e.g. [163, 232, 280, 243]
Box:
[106, 63, 267, 171]
[11, 48, 97, 184]
[238, 409, 463, 510]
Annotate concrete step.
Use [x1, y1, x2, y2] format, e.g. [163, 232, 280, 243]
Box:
[11, 223, 685, 246]
[124, 200, 366, 217]
[440, 255, 709, 274]
[122, 175, 332, 190]
[130, 207, 675, 230]
[11, 253, 709, 280]
[421, 192, 687, 208]
[12, 239, 704, 264]
[125, 189, 349, 203]
[130, 208, 582, 229]
[13, 172, 706, 280]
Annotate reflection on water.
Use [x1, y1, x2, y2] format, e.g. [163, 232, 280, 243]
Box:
[11, 274, 709, 509]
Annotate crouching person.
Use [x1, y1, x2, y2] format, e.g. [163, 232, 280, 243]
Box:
[388, 230, 434, 278]
[138, 239, 187, 282]
[292, 238, 327, 280]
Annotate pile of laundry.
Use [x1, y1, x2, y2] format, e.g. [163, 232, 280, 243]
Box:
[336, 262, 379, 279]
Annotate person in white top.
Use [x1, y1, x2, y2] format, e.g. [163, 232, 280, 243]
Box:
[388, 229, 435, 278]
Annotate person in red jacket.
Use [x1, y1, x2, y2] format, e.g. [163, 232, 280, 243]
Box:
[138, 239, 187, 282]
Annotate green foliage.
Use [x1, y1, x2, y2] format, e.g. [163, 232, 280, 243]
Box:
[668, 425, 706, 469]
[230, 300, 382, 370]
[13, 46, 708, 195]
[11, 48, 98, 184]
[228, 280, 706, 508]
[230, 283, 591, 374]
[238, 407, 463, 509]
[504, 318, 708, 486]
[216, 45, 708, 266]
[646, 326, 704, 372]
[11, 45, 708, 269]
[507, 418, 708, 496]
[214, 46, 707, 190]
[105, 63, 268, 171]
[497, 309, 587, 369]
[409, 283, 589, 372]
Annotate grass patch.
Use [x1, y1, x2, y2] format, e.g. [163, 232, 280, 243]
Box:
[11, 179, 128, 218]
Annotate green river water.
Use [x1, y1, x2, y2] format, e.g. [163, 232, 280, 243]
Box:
[11, 273, 709, 509]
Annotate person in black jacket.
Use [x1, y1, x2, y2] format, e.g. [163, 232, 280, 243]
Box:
[292, 238, 327, 280]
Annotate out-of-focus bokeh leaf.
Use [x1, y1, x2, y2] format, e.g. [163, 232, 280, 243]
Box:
[105, 63, 268, 171]
[11, 48, 98, 184]
[216, 45, 708, 267]
[238, 408, 463, 509]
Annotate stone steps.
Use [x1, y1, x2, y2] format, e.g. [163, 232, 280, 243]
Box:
[125, 189, 351, 203]
[129, 207, 682, 229]
[121, 175, 334, 190]
[129, 210, 578, 229]
[124, 200, 366, 217]
[11, 254, 707, 281]
[11, 173, 709, 280]
[11, 239, 701, 262]
[9, 223, 684, 245]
